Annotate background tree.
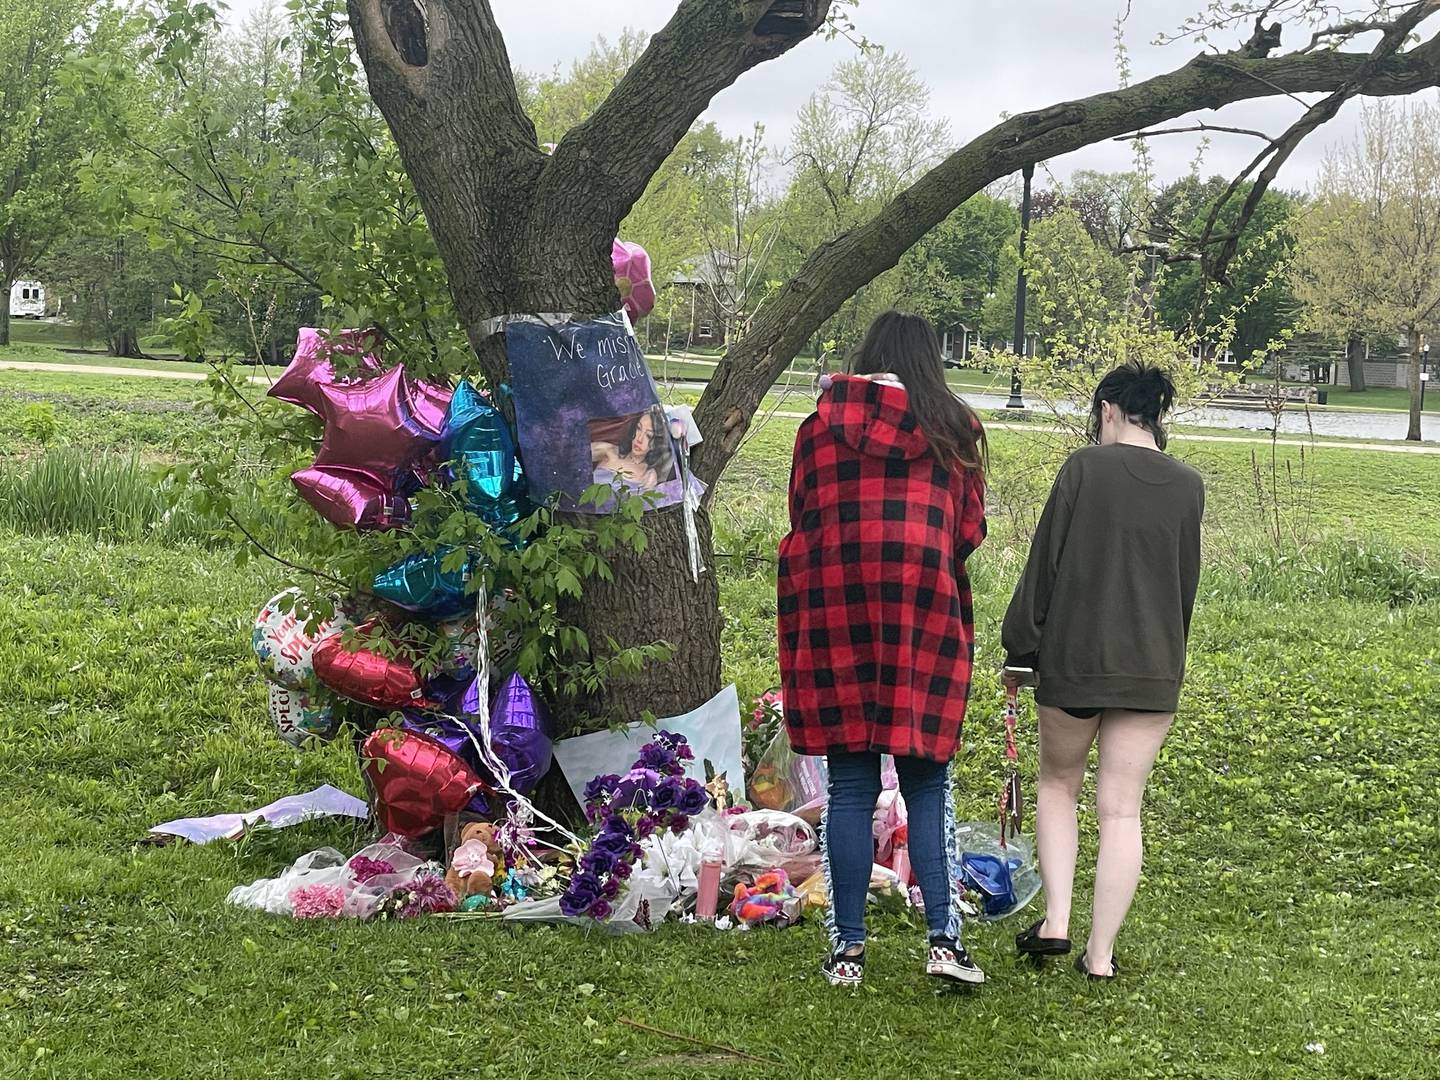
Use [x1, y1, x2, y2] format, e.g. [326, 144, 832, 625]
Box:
[38, 231, 184, 356]
[692, 123, 783, 347]
[980, 207, 1130, 348]
[1157, 184, 1300, 364]
[896, 193, 1018, 340]
[776, 50, 949, 352]
[0, 0, 95, 346]
[1294, 100, 1440, 441]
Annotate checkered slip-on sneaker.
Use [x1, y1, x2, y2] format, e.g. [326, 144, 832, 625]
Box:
[926, 938, 985, 985]
[822, 948, 865, 988]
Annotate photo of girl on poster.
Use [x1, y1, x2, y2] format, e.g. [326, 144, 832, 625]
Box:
[589, 407, 676, 491]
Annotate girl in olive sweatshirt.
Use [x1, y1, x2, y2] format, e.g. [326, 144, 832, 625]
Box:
[1003, 362, 1204, 980]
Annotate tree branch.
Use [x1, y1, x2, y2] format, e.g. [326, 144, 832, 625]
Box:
[688, 27, 1440, 486]
[1199, 1, 1438, 290]
[1120, 122, 1276, 141]
[538, 0, 833, 239]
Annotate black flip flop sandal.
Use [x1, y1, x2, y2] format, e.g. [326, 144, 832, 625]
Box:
[1015, 918, 1072, 957]
[1074, 951, 1120, 981]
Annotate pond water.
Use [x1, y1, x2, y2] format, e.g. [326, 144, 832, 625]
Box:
[958, 391, 1429, 443]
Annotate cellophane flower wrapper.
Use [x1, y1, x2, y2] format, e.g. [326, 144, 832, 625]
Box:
[226, 840, 453, 921]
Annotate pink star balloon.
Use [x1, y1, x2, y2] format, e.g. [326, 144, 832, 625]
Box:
[291, 465, 411, 530]
[408, 377, 454, 436]
[313, 365, 444, 494]
[269, 327, 384, 417]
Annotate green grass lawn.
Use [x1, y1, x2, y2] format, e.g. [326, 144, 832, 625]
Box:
[2, 356, 1440, 1079]
[4, 317, 180, 357]
[1273, 381, 1437, 415]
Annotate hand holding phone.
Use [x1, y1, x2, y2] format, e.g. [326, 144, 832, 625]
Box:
[1001, 665, 1036, 690]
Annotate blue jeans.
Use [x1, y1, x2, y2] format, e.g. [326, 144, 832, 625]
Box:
[823, 752, 962, 950]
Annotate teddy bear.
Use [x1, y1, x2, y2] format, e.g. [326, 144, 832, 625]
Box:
[445, 821, 504, 900]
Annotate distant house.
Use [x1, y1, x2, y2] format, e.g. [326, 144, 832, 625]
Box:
[8, 280, 46, 319]
[1260, 332, 1427, 388]
[669, 255, 734, 349]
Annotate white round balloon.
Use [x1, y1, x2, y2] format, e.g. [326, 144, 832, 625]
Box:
[252, 588, 345, 689]
[268, 683, 340, 748]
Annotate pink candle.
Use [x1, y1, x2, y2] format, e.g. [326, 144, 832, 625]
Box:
[891, 844, 912, 888]
[696, 853, 724, 921]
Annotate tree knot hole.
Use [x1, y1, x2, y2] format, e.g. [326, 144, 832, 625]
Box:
[382, 0, 430, 67]
[754, 0, 824, 39]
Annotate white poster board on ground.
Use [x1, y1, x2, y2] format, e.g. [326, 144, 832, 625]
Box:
[552, 684, 743, 810]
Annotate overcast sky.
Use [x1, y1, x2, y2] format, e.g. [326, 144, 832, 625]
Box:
[228, 0, 1440, 192]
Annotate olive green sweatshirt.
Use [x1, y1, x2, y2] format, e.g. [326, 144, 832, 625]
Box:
[1002, 443, 1205, 713]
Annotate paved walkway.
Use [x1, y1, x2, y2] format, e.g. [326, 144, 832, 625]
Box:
[762, 410, 1440, 455]
[5, 359, 1436, 455]
[0, 359, 270, 385]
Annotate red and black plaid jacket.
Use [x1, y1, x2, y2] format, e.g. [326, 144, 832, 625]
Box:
[778, 375, 986, 762]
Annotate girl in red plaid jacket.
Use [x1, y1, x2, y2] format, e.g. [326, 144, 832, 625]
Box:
[778, 311, 987, 989]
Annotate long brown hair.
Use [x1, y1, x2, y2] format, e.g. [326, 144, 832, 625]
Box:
[849, 311, 986, 472]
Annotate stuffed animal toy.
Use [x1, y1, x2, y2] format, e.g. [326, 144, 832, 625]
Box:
[730, 868, 801, 927]
[445, 821, 503, 899]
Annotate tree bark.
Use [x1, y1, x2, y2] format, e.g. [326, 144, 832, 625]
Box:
[560, 506, 722, 723]
[0, 260, 11, 347]
[1346, 337, 1368, 392]
[1407, 327, 1423, 441]
[110, 327, 141, 358]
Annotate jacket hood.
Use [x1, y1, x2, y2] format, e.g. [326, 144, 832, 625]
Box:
[817, 373, 930, 460]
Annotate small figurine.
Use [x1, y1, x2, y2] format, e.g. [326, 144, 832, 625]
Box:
[705, 771, 732, 812]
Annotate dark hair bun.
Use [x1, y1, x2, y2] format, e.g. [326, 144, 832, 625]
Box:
[1094, 361, 1175, 422]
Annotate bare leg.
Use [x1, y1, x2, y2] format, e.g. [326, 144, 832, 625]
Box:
[1035, 705, 1100, 940]
[1085, 709, 1174, 974]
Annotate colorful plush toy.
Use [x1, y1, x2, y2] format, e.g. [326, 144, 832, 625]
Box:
[730, 868, 801, 927]
[445, 821, 504, 900]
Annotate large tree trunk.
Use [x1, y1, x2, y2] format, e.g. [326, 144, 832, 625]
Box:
[561, 507, 722, 724]
[110, 327, 142, 358]
[1346, 336, 1368, 392]
[0, 262, 12, 347]
[1406, 328, 1423, 441]
[346, 0, 828, 728]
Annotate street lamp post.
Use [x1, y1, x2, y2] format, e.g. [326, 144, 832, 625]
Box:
[1421, 343, 1431, 418]
[1007, 161, 1035, 410]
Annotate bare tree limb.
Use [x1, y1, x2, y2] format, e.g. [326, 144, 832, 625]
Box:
[688, 26, 1440, 486]
[1121, 122, 1277, 141]
[539, 0, 833, 240]
[1198, 1, 1438, 291]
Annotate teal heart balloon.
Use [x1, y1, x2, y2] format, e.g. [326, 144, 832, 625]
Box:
[444, 381, 528, 538]
[374, 547, 471, 616]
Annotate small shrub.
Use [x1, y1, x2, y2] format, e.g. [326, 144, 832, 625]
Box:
[1209, 539, 1440, 608]
[0, 447, 278, 545]
[16, 402, 62, 445]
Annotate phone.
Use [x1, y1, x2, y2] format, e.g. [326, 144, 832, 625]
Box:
[1002, 665, 1037, 688]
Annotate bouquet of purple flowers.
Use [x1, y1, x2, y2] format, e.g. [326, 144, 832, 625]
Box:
[560, 731, 711, 919]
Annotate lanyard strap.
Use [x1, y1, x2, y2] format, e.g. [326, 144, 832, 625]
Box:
[1004, 685, 1019, 763]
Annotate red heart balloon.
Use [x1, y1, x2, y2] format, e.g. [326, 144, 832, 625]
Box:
[363, 728, 487, 836]
[312, 625, 431, 710]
